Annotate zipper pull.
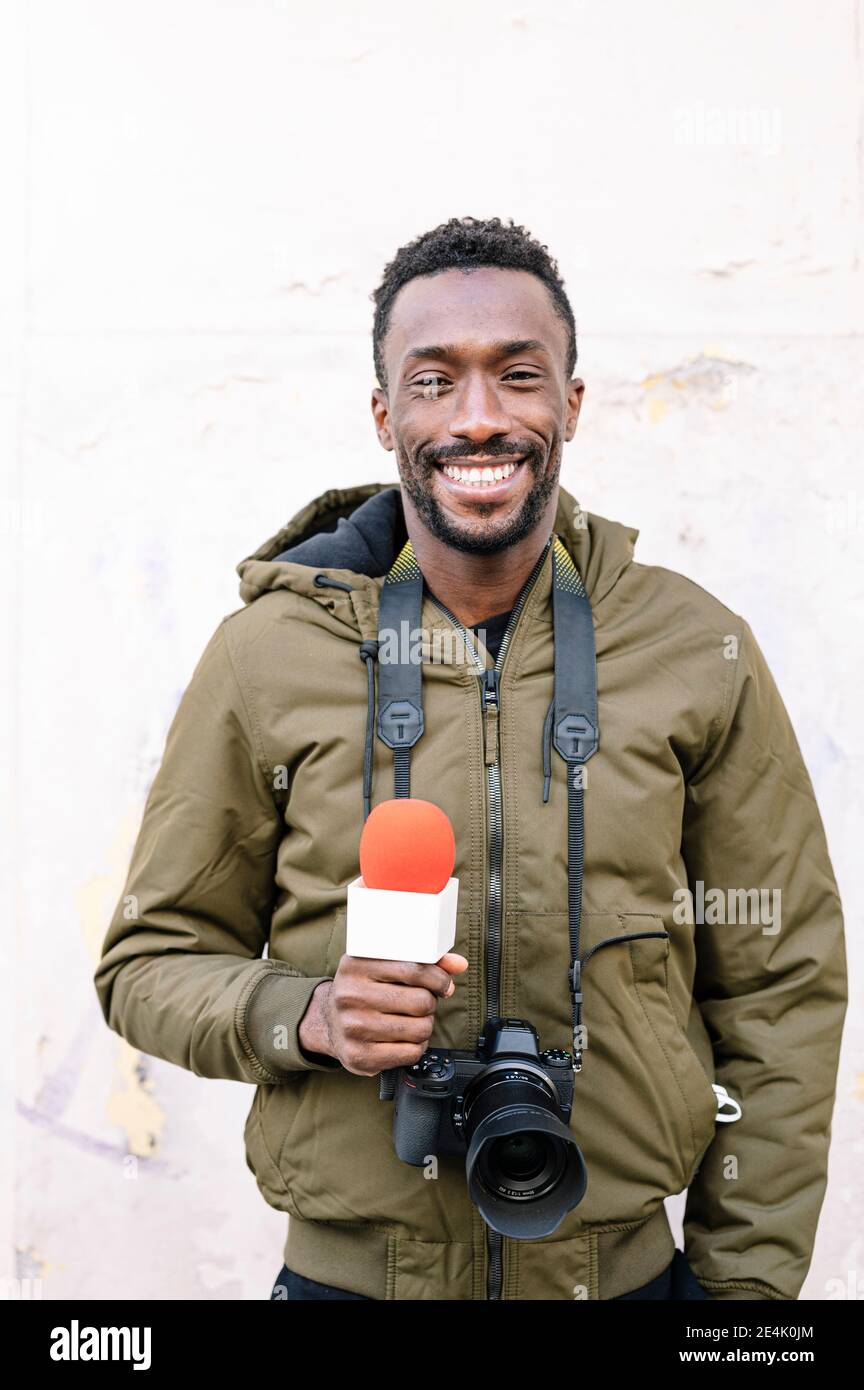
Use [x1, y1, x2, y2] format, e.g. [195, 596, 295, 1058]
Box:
[482, 667, 500, 766]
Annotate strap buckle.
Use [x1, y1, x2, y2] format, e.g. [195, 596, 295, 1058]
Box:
[567, 957, 582, 1002]
[554, 712, 598, 762]
[377, 698, 424, 749]
[568, 958, 583, 1072]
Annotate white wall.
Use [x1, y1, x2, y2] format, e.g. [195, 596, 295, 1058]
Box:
[1, 0, 861, 1300]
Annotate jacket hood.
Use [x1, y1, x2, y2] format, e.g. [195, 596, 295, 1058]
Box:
[236, 480, 639, 611]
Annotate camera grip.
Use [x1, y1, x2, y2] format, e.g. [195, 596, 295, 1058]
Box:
[392, 1082, 443, 1166]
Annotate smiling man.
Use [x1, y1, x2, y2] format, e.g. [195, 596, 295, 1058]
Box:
[372, 259, 582, 631]
[95, 216, 847, 1303]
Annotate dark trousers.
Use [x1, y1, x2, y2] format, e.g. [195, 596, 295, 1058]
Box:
[270, 1248, 710, 1300]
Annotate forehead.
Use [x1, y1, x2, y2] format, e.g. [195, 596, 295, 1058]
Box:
[385, 266, 566, 370]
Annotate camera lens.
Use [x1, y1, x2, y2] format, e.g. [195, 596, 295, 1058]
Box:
[461, 1062, 587, 1239]
[481, 1124, 566, 1201]
[493, 1133, 547, 1181]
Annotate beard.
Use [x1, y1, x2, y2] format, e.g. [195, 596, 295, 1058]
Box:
[395, 436, 561, 556]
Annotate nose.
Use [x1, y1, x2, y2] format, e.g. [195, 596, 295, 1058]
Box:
[446, 371, 514, 447]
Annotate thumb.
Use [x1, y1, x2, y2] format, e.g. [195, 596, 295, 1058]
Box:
[438, 952, 469, 974]
[437, 952, 469, 996]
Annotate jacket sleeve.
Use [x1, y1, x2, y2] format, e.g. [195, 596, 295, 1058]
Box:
[94, 618, 341, 1083]
[681, 618, 847, 1301]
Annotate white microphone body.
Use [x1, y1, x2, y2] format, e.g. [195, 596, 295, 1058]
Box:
[345, 874, 459, 963]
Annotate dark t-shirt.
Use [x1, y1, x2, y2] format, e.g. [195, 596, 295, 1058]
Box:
[425, 582, 512, 663]
[469, 610, 512, 663]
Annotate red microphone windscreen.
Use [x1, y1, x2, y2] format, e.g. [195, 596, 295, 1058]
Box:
[359, 798, 456, 895]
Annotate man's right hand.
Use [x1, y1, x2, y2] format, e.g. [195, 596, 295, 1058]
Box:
[298, 952, 469, 1076]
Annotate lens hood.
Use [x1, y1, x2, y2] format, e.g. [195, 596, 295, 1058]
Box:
[466, 1103, 588, 1239]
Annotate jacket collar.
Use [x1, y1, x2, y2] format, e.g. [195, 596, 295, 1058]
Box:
[236, 481, 639, 615]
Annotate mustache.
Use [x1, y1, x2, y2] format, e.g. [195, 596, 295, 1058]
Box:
[421, 442, 539, 467]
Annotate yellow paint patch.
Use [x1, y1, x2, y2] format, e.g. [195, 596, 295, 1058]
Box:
[647, 397, 669, 423]
[107, 1041, 165, 1157]
[79, 806, 166, 1157]
[76, 807, 143, 965]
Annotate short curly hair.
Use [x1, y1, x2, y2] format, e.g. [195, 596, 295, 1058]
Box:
[371, 215, 577, 389]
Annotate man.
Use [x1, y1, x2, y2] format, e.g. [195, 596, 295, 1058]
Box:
[95, 216, 847, 1302]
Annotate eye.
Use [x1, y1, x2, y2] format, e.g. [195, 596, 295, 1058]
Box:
[414, 373, 451, 399]
[503, 369, 541, 382]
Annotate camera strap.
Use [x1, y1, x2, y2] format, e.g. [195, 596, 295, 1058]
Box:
[373, 531, 598, 1072]
[375, 541, 425, 797]
[549, 538, 599, 1070]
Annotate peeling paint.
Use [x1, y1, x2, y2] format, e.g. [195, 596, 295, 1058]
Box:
[276, 273, 345, 296]
[15, 1245, 56, 1280]
[76, 808, 143, 967]
[700, 259, 758, 278]
[639, 353, 758, 419]
[106, 1043, 165, 1158]
[17, 1098, 173, 1170]
[77, 810, 167, 1158]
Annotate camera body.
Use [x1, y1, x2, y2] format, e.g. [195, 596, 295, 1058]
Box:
[392, 1017, 574, 1166]
[386, 1017, 586, 1237]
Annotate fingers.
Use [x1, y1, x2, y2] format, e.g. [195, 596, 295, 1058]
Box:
[340, 955, 458, 999]
[328, 952, 469, 1075]
[337, 978, 444, 1018]
[340, 1041, 438, 1077]
[340, 1008, 435, 1047]
[333, 1003, 437, 1077]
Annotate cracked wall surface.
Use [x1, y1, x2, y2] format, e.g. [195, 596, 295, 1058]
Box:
[1, 0, 861, 1300]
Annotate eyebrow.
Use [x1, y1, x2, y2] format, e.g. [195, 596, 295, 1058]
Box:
[405, 338, 549, 364]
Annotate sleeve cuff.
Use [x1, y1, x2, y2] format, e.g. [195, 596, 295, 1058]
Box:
[238, 967, 342, 1079]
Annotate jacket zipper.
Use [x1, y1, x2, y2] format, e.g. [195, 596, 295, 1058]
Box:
[427, 538, 551, 1300]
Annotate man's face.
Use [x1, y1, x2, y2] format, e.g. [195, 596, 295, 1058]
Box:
[371, 266, 584, 555]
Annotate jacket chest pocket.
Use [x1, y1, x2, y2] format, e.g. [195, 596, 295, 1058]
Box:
[512, 910, 717, 1219]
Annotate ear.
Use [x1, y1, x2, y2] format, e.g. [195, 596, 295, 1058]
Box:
[563, 379, 585, 442]
[371, 386, 394, 451]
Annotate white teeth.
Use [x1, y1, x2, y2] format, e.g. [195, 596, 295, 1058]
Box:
[442, 460, 520, 485]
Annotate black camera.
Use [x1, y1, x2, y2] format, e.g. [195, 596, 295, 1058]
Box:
[382, 1017, 587, 1239]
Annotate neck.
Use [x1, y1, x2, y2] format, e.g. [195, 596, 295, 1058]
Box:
[401, 491, 558, 628]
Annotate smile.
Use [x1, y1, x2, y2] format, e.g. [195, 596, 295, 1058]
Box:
[436, 457, 524, 489]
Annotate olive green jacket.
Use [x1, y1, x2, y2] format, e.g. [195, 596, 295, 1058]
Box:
[94, 482, 847, 1301]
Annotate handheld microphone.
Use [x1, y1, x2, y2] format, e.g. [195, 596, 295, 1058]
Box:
[346, 799, 459, 962]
